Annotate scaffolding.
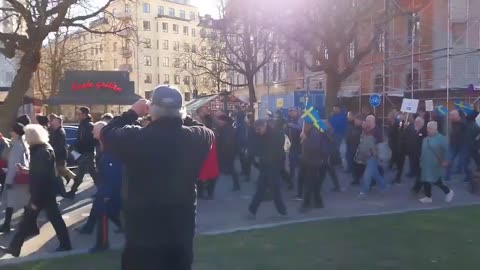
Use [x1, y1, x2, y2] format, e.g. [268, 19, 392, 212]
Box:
[341, 0, 480, 115]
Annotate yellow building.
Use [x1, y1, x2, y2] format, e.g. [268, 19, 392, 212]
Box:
[61, 0, 209, 100]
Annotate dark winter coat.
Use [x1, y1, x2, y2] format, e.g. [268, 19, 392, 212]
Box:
[450, 120, 468, 149]
[346, 122, 362, 150]
[301, 128, 330, 168]
[102, 110, 214, 247]
[216, 123, 238, 165]
[29, 143, 58, 206]
[49, 127, 68, 163]
[406, 125, 427, 157]
[256, 126, 285, 170]
[287, 118, 302, 155]
[74, 117, 95, 155]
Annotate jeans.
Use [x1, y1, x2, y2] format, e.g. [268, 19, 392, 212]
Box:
[446, 145, 471, 182]
[346, 145, 356, 172]
[71, 153, 98, 193]
[362, 158, 387, 194]
[249, 166, 287, 215]
[10, 198, 71, 252]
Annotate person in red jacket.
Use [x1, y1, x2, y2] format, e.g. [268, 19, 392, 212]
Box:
[197, 140, 220, 200]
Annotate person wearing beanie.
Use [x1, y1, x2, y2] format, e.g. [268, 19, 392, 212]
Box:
[66, 106, 98, 198]
[0, 123, 31, 234]
[16, 115, 31, 126]
[102, 85, 214, 270]
[36, 115, 49, 129]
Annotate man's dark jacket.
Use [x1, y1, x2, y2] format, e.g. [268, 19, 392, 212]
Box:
[29, 144, 58, 206]
[49, 127, 68, 163]
[256, 126, 285, 170]
[216, 122, 238, 166]
[74, 117, 95, 155]
[102, 110, 214, 247]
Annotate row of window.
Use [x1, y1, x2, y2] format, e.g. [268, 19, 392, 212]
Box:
[109, 40, 197, 54]
[143, 73, 194, 85]
[143, 3, 196, 21]
[143, 21, 196, 36]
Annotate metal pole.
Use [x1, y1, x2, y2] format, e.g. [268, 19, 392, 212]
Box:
[446, 0, 451, 136]
[382, 0, 387, 137]
[267, 63, 270, 114]
[411, 0, 415, 99]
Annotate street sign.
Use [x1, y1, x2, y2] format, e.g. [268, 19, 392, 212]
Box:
[369, 94, 382, 108]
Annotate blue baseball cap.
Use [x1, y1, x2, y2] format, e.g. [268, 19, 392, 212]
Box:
[151, 85, 183, 110]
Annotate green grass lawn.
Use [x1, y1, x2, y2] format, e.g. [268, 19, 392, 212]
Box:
[5, 205, 480, 270]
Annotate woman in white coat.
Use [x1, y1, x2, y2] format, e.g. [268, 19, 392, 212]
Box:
[0, 123, 30, 233]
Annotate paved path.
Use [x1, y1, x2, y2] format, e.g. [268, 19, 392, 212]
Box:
[0, 166, 479, 264]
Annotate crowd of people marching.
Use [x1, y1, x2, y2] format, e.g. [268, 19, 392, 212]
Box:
[0, 85, 477, 269]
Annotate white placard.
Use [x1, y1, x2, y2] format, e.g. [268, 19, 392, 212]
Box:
[425, 100, 434, 112]
[400, 98, 419, 113]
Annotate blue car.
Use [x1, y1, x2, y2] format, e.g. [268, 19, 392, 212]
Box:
[64, 126, 78, 167]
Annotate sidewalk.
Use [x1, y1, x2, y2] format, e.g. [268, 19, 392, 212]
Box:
[0, 168, 478, 264]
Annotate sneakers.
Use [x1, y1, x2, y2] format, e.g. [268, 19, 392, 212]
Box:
[357, 192, 367, 200]
[419, 197, 433, 204]
[293, 196, 303, 201]
[445, 190, 454, 203]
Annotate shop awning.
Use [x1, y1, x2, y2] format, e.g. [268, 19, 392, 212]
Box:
[185, 95, 218, 114]
[46, 70, 141, 105]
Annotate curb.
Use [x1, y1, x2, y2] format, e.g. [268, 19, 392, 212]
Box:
[1, 201, 479, 266]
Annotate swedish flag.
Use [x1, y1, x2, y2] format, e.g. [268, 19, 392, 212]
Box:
[435, 105, 448, 117]
[301, 99, 328, 132]
[454, 100, 475, 115]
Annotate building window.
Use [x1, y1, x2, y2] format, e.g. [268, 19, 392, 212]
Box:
[173, 41, 180, 51]
[113, 42, 118, 52]
[183, 26, 189, 35]
[163, 57, 169, 67]
[184, 76, 190, 85]
[174, 75, 180, 84]
[294, 52, 300, 72]
[174, 58, 180, 68]
[157, 56, 160, 67]
[144, 39, 152, 48]
[452, 22, 467, 46]
[180, 10, 185, 19]
[144, 56, 152, 66]
[191, 28, 196, 37]
[156, 40, 159, 49]
[183, 43, 190, 52]
[349, 41, 356, 60]
[376, 32, 385, 52]
[169, 8, 175, 17]
[173, 24, 179, 34]
[200, 29, 206, 38]
[407, 12, 420, 44]
[164, 74, 170, 84]
[145, 73, 152, 84]
[272, 63, 277, 81]
[157, 74, 161, 84]
[162, 22, 168, 32]
[158, 6, 164, 16]
[374, 74, 383, 93]
[99, 44, 103, 53]
[145, 90, 153, 100]
[95, 46, 99, 55]
[113, 59, 118, 69]
[278, 61, 283, 81]
[162, 40, 169, 50]
[143, 21, 151, 31]
[191, 45, 197, 53]
[190, 12, 196, 21]
[407, 68, 420, 90]
[143, 3, 150, 13]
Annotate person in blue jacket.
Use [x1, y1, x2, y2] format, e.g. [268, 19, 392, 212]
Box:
[76, 121, 122, 252]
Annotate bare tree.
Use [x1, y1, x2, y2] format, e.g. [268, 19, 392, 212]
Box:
[177, 35, 230, 95]
[35, 29, 95, 104]
[187, 0, 275, 105]
[0, 0, 125, 132]
[276, 0, 402, 111]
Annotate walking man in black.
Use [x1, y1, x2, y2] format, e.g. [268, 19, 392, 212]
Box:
[66, 107, 97, 198]
[248, 119, 287, 218]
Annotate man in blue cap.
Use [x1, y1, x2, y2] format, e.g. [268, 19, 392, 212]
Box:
[102, 85, 214, 270]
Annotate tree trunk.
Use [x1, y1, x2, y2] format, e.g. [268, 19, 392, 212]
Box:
[325, 72, 342, 116]
[0, 51, 40, 133]
[247, 76, 257, 105]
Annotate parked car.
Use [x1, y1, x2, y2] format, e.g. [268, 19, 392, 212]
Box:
[64, 126, 78, 168]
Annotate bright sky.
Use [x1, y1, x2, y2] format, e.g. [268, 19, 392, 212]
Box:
[191, 0, 219, 18]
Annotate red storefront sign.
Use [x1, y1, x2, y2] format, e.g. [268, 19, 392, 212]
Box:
[72, 81, 123, 93]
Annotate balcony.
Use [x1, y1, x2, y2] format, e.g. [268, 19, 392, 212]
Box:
[118, 64, 133, 72]
[115, 11, 132, 21]
[118, 29, 133, 38]
[120, 48, 133, 58]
